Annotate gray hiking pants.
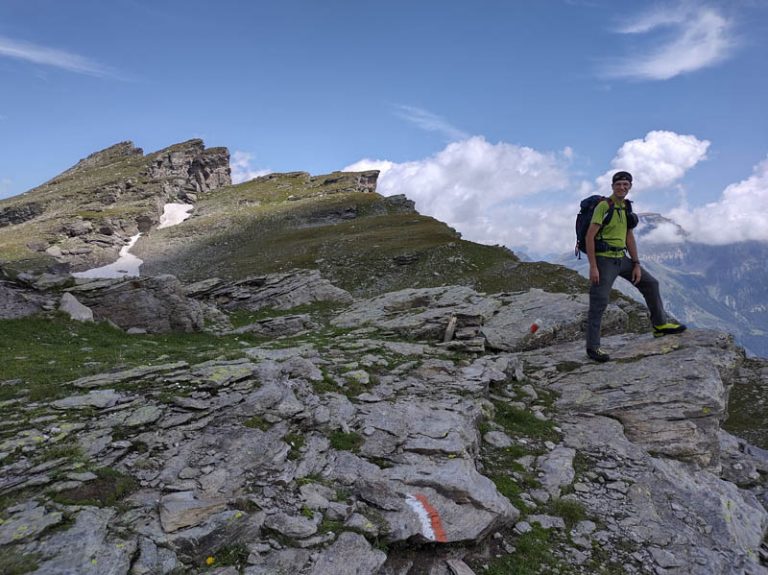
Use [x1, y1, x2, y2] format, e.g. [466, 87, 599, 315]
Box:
[586, 256, 666, 350]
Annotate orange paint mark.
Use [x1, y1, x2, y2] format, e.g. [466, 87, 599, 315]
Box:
[414, 493, 447, 542]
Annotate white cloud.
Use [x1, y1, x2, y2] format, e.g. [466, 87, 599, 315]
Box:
[0, 35, 112, 77]
[344, 131, 768, 256]
[604, 5, 736, 80]
[231, 151, 271, 184]
[641, 221, 687, 245]
[393, 105, 469, 141]
[596, 131, 710, 192]
[670, 156, 768, 244]
[344, 136, 573, 256]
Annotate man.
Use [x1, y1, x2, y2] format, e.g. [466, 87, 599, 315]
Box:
[585, 171, 686, 362]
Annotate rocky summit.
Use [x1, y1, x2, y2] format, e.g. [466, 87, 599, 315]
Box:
[1, 140, 767, 575]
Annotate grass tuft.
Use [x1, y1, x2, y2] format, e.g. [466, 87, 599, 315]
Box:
[329, 431, 363, 452]
[2, 551, 41, 575]
[51, 467, 138, 507]
[284, 433, 306, 460]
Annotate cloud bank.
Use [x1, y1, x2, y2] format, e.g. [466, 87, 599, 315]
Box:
[640, 221, 688, 245]
[0, 35, 112, 77]
[603, 4, 736, 80]
[345, 131, 736, 257]
[671, 156, 768, 244]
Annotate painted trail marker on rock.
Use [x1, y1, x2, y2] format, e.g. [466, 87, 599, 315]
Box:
[406, 493, 447, 542]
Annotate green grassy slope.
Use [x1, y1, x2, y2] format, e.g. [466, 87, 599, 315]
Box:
[136, 172, 588, 297]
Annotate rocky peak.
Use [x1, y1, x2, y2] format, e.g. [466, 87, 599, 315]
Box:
[57, 141, 144, 179]
[313, 170, 379, 194]
[0, 139, 235, 274]
[147, 139, 231, 199]
[635, 212, 689, 243]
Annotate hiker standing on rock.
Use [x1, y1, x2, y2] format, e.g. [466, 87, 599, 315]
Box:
[585, 171, 686, 362]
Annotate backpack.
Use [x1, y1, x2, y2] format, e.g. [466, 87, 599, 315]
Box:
[575, 195, 637, 257]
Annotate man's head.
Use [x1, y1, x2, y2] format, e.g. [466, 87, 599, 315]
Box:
[611, 171, 632, 198]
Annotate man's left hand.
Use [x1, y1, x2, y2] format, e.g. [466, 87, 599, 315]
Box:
[632, 264, 642, 285]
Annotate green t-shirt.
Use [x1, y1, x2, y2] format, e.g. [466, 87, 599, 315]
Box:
[590, 198, 629, 258]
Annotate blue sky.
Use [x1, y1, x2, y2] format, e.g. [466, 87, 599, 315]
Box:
[1, 0, 767, 257]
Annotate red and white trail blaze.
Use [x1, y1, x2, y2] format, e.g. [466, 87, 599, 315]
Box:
[406, 493, 447, 542]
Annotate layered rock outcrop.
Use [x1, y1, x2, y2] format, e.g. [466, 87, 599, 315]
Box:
[66, 274, 207, 333]
[147, 139, 231, 201]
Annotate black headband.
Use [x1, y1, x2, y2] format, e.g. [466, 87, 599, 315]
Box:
[612, 171, 633, 183]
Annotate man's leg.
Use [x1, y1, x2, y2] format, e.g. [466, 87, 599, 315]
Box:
[587, 256, 621, 350]
[617, 257, 666, 326]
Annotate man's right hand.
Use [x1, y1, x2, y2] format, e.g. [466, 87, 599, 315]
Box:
[589, 265, 600, 285]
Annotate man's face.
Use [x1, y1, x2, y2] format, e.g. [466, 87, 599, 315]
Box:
[612, 179, 632, 199]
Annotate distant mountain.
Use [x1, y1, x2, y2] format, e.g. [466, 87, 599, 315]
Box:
[562, 213, 768, 357]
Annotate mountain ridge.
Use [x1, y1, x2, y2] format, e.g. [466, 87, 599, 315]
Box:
[0, 140, 589, 298]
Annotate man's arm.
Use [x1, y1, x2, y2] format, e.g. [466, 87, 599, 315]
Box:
[586, 222, 601, 284]
[626, 229, 642, 284]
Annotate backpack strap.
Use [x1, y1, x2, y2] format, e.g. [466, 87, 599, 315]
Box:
[596, 198, 614, 239]
[594, 198, 623, 254]
[602, 198, 615, 226]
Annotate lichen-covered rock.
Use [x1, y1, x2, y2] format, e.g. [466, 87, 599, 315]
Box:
[26, 508, 136, 575]
[309, 532, 387, 575]
[332, 285, 501, 339]
[560, 414, 768, 574]
[59, 292, 93, 322]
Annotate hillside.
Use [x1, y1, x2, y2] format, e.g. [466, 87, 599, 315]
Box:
[1, 140, 767, 575]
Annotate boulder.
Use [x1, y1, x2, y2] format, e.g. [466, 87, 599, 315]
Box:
[59, 292, 93, 322]
[68, 274, 204, 333]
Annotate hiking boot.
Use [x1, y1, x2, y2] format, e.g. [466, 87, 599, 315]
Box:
[586, 348, 610, 362]
[653, 323, 687, 338]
